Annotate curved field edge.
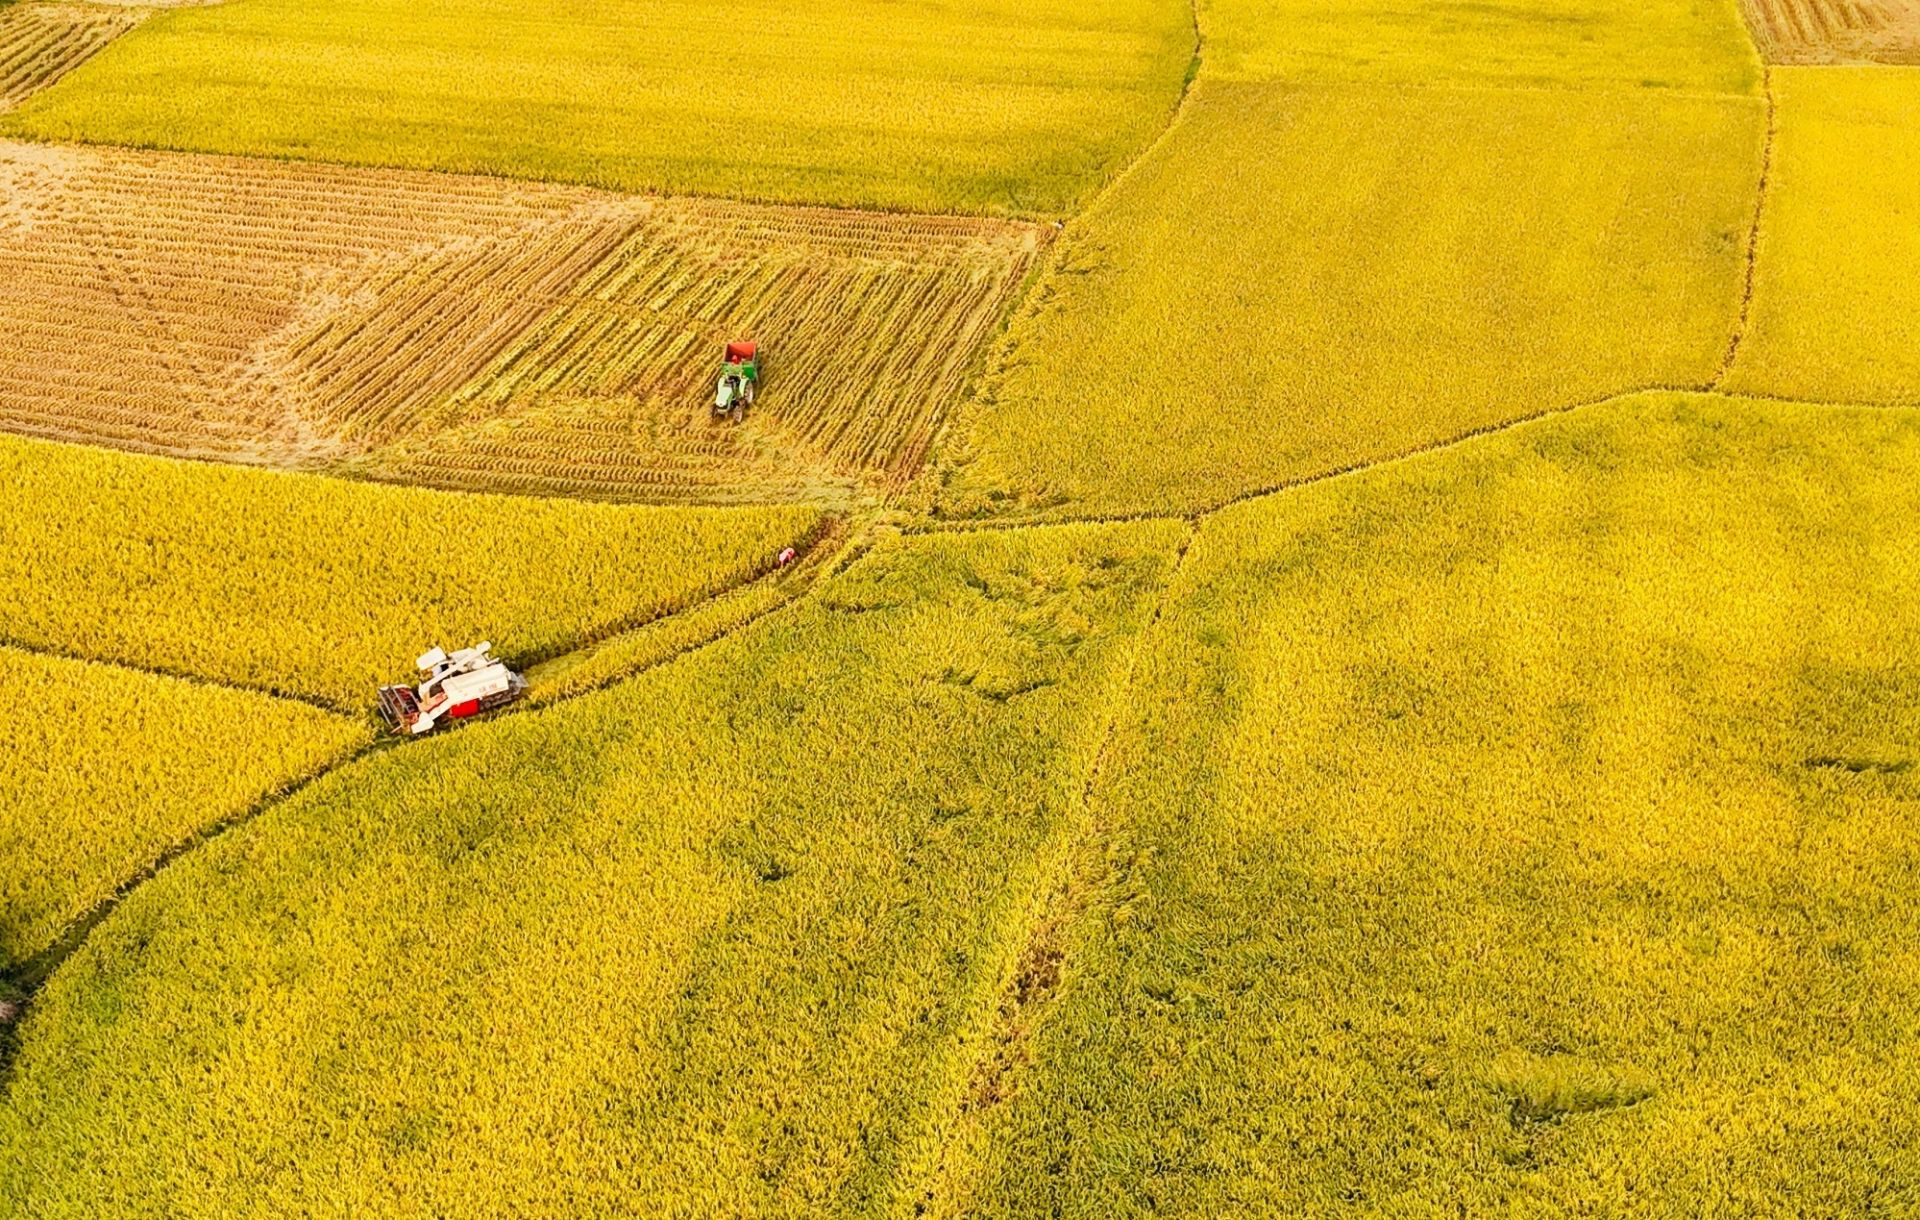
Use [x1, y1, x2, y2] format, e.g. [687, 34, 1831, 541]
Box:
[0, 432, 822, 709]
[0, 0, 1196, 217]
[932, 392, 1920, 1216]
[0, 645, 369, 974]
[0, 519, 1191, 1216]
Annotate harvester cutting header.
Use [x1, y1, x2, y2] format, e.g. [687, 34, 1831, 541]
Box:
[378, 642, 525, 735]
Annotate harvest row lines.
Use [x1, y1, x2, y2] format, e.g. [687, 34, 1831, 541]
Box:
[0, 3, 143, 111]
[0, 140, 1043, 501]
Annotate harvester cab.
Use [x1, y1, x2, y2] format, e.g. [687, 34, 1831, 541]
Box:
[714, 340, 759, 419]
[377, 641, 526, 735]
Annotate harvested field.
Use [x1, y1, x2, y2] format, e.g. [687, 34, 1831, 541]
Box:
[0, 141, 613, 463]
[363, 206, 1044, 497]
[1740, 0, 1920, 62]
[0, 3, 144, 111]
[0, 141, 1041, 502]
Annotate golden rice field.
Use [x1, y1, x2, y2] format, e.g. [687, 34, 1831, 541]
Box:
[1202, 0, 1762, 90]
[7, 0, 1920, 1211]
[0, 432, 821, 707]
[948, 395, 1920, 1215]
[1724, 69, 1920, 405]
[0, 0, 1195, 214]
[0, 645, 366, 971]
[0, 140, 1041, 503]
[934, 80, 1762, 518]
[0, 524, 1189, 1214]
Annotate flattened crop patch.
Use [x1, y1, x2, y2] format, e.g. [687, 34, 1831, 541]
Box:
[0, 142, 1043, 504]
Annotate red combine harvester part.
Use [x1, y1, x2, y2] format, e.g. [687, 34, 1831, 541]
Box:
[376, 641, 526, 735]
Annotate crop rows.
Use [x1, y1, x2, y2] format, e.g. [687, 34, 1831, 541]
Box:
[360, 394, 865, 507]
[398, 206, 1042, 494]
[1740, 0, 1920, 61]
[0, 3, 143, 112]
[0, 141, 1040, 501]
[0, 140, 607, 461]
[256, 209, 643, 446]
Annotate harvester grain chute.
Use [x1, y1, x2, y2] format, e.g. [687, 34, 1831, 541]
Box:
[377, 642, 525, 735]
[714, 340, 759, 419]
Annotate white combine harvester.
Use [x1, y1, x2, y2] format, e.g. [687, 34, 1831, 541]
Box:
[377, 642, 526, 735]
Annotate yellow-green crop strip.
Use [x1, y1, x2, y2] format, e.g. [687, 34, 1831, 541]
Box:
[944, 394, 1920, 1216]
[0, 645, 368, 972]
[0, 0, 1195, 215]
[1201, 0, 1761, 92]
[0, 433, 821, 709]
[0, 523, 1188, 1215]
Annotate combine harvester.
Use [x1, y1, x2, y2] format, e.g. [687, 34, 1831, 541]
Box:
[378, 642, 525, 735]
[713, 340, 760, 420]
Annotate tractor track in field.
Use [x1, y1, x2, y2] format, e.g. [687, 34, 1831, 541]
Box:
[909, 0, 1206, 506]
[907, 513, 1198, 1215]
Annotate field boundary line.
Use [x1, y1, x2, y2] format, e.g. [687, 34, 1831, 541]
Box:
[909, 381, 1920, 539]
[908, 0, 1205, 506]
[0, 731, 383, 1076]
[0, 633, 355, 716]
[1712, 64, 1777, 389]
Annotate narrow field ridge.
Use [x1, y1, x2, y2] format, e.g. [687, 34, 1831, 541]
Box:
[1713, 67, 1778, 390]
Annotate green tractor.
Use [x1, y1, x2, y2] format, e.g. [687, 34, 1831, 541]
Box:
[714, 340, 760, 419]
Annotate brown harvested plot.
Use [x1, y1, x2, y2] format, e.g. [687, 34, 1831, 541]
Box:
[0, 141, 1041, 503]
[1739, 0, 1920, 62]
[0, 3, 144, 111]
[363, 204, 1044, 499]
[0, 141, 613, 462]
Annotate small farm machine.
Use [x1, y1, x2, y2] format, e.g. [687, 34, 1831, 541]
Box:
[377, 642, 525, 735]
[714, 340, 760, 419]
